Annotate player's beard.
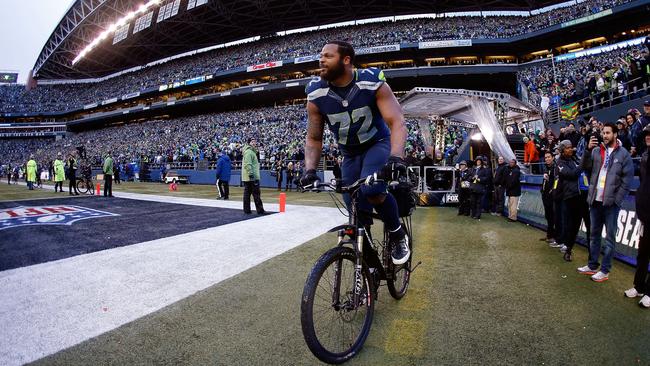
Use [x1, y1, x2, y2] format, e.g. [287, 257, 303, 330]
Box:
[321, 59, 346, 82]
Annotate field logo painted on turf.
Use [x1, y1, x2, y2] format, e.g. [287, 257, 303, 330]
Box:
[0, 205, 119, 230]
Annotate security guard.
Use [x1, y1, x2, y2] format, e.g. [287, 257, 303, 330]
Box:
[26, 155, 37, 190]
[54, 152, 65, 192]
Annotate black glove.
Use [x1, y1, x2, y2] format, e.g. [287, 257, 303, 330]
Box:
[380, 156, 407, 181]
[299, 169, 319, 189]
[249, 174, 255, 180]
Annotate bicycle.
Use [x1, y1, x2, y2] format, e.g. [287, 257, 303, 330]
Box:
[300, 175, 418, 364]
[76, 177, 95, 195]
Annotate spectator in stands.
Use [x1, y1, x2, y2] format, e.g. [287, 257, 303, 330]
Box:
[469, 156, 490, 220]
[504, 159, 521, 222]
[492, 156, 507, 216]
[630, 101, 650, 157]
[540, 151, 557, 245]
[242, 138, 265, 215]
[625, 125, 650, 307]
[523, 136, 540, 173]
[215, 150, 231, 200]
[578, 123, 634, 281]
[616, 118, 632, 150]
[26, 155, 37, 190]
[103, 152, 114, 197]
[53, 153, 65, 193]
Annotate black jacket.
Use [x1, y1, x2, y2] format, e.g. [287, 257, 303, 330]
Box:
[504, 165, 521, 197]
[637, 151, 649, 223]
[493, 163, 508, 187]
[470, 166, 491, 194]
[541, 161, 556, 199]
[556, 155, 581, 200]
[457, 168, 472, 192]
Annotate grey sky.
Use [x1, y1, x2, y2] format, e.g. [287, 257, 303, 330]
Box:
[0, 0, 74, 84]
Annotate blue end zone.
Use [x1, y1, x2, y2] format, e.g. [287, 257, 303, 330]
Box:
[0, 196, 262, 271]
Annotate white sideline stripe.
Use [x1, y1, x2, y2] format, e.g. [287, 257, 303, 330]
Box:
[0, 200, 344, 366]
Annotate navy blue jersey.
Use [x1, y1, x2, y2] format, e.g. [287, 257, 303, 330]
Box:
[306, 68, 391, 152]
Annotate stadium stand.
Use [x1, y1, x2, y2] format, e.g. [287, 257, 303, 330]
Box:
[0, 0, 637, 114]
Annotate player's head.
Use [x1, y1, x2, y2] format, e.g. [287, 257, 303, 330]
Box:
[320, 41, 355, 81]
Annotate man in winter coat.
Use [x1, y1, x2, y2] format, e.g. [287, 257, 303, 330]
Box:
[624, 125, 650, 308]
[54, 153, 65, 193]
[578, 123, 634, 282]
[492, 156, 508, 215]
[103, 153, 114, 197]
[241, 139, 265, 214]
[470, 156, 491, 220]
[26, 155, 37, 190]
[504, 159, 521, 221]
[215, 150, 232, 200]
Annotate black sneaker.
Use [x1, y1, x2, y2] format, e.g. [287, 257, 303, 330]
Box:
[391, 235, 411, 265]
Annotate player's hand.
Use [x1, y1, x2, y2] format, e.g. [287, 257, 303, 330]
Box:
[381, 156, 407, 181]
[300, 169, 319, 189]
[587, 136, 598, 150]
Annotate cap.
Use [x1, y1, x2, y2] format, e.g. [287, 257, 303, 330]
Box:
[474, 156, 483, 162]
[644, 100, 650, 106]
[459, 161, 467, 166]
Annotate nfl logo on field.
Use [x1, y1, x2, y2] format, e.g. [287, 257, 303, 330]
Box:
[0, 205, 118, 230]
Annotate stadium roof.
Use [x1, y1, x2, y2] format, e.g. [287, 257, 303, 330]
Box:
[33, 0, 569, 80]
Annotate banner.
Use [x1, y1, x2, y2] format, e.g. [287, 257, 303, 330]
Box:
[83, 103, 98, 110]
[247, 61, 283, 72]
[355, 44, 400, 55]
[294, 55, 318, 64]
[185, 76, 205, 86]
[122, 91, 140, 100]
[561, 9, 612, 28]
[560, 102, 579, 120]
[516, 184, 642, 267]
[418, 39, 472, 49]
[101, 98, 118, 105]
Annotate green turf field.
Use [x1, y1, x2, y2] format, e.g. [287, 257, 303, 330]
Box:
[3, 182, 649, 365]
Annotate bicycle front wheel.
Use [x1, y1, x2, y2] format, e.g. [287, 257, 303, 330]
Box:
[386, 224, 412, 300]
[76, 180, 88, 194]
[301, 246, 375, 364]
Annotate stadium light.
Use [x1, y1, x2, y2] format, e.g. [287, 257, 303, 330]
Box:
[72, 0, 161, 66]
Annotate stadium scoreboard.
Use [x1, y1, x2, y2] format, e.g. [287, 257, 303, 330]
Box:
[0, 72, 18, 84]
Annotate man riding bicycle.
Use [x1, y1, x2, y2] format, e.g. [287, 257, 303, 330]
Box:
[299, 40, 410, 265]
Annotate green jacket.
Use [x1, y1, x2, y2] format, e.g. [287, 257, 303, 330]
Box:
[26, 159, 37, 182]
[54, 159, 65, 182]
[103, 156, 114, 175]
[241, 145, 260, 182]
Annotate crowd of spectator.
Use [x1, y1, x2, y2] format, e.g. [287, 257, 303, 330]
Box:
[0, 102, 470, 185]
[0, 0, 635, 114]
[518, 43, 649, 112]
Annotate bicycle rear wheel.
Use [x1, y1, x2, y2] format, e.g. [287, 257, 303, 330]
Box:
[386, 219, 412, 299]
[301, 246, 375, 364]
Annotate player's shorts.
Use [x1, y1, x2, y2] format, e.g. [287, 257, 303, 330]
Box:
[340, 138, 390, 213]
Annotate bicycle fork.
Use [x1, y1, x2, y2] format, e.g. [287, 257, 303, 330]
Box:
[331, 228, 366, 311]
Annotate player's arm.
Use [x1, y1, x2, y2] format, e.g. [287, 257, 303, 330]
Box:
[376, 83, 407, 158]
[304, 101, 325, 171]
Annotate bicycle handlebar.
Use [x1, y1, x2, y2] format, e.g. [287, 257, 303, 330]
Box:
[300, 174, 395, 194]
